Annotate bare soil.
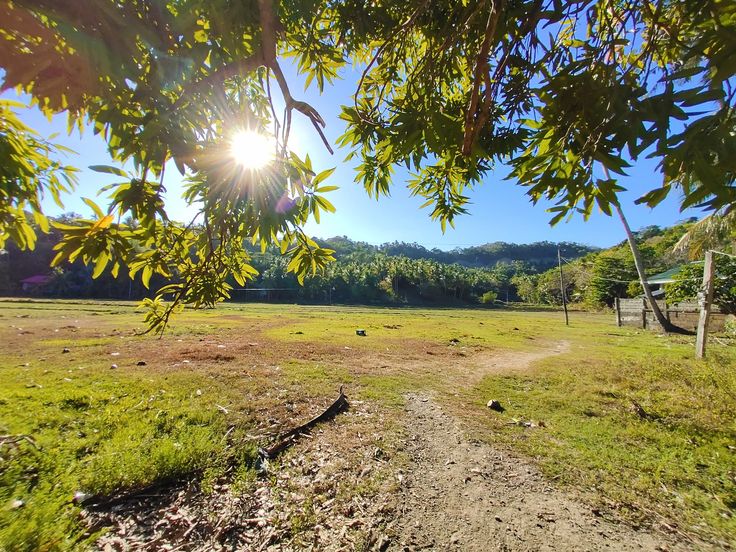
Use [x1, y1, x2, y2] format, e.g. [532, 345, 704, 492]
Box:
[387, 393, 692, 552]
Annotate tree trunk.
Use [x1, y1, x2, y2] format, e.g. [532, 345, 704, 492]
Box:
[613, 201, 682, 333]
[598, 164, 686, 333]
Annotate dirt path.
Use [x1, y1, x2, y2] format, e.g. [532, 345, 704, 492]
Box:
[387, 394, 692, 552]
[469, 340, 570, 381]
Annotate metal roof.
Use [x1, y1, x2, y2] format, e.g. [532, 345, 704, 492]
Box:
[646, 266, 686, 285]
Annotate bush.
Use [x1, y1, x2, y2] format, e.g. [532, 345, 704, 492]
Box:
[724, 315, 736, 337]
[666, 257, 736, 314]
[480, 291, 497, 304]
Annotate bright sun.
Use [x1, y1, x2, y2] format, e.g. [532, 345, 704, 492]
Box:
[229, 130, 274, 169]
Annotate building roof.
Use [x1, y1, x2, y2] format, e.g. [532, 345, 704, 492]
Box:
[646, 266, 686, 285]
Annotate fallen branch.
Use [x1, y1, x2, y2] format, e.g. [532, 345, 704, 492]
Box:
[259, 386, 349, 460]
[76, 388, 348, 511]
[0, 433, 40, 450]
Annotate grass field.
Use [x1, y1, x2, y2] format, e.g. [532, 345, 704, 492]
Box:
[0, 299, 734, 550]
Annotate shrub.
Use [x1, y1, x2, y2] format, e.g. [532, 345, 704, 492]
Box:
[480, 291, 497, 304]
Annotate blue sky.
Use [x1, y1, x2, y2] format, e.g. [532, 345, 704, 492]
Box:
[8, 62, 702, 250]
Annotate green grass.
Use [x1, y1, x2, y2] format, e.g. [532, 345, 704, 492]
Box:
[0, 302, 265, 550]
[468, 332, 736, 543]
[0, 363, 259, 549]
[0, 299, 734, 549]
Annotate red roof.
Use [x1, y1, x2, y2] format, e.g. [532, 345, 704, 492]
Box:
[20, 274, 53, 285]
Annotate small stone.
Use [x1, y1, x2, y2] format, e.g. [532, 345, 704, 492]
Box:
[195, 389, 202, 396]
[110, 364, 118, 369]
[495, 516, 502, 522]
[486, 400, 504, 412]
[72, 491, 91, 504]
[11, 499, 24, 509]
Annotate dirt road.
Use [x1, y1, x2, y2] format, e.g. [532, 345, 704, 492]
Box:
[386, 394, 694, 552]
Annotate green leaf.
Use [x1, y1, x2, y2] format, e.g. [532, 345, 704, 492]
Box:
[141, 265, 153, 289]
[89, 165, 128, 177]
[92, 253, 110, 278]
[82, 198, 105, 218]
[312, 167, 336, 187]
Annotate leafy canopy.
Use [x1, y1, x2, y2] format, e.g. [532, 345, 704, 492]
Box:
[1, 0, 734, 330]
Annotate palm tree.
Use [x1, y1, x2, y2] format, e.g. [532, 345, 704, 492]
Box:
[674, 210, 736, 260]
[601, 166, 686, 333]
[614, 202, 685, 333]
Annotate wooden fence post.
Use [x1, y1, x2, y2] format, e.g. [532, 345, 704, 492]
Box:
[695, 250, 715, 359]
[642, 298, 647, 329]
[615, 297, 621, 327]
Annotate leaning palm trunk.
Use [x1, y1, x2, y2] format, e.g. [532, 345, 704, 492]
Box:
[613, 201, 683, 333]
[600, 166, 684, 333]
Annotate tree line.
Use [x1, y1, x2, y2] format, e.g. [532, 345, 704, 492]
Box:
[6, 215, 733, 312]
[0, 215, 562, 305]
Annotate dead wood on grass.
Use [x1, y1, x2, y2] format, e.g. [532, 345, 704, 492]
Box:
[259, 386, 349, 460]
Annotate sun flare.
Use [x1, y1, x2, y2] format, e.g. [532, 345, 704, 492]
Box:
[229, 130, 274, 169]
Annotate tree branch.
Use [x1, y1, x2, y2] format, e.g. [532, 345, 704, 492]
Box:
[353, 0, 430, 125]
[174, 0, 333, 155]
[269, 57, 333, 154]
[174, 56, 265, 109]
[462, 0, 504, 156]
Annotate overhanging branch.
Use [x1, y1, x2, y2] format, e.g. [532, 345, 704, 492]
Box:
[462, 0, 504, 156]
[175, 0, 333, 155]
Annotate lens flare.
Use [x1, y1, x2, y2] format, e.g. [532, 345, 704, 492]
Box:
[229, 130, 274, 169]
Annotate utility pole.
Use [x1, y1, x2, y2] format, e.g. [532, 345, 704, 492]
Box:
[558, 247, 569, 326]
[695, 250, 715, 359]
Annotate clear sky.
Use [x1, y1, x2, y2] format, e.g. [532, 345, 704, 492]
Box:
[8, 62, 702, 250]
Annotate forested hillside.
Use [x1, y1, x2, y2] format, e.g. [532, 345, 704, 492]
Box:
[319, 238, 596, 270]
[515, 220, 700, 307]
[1, 216, 712, 308]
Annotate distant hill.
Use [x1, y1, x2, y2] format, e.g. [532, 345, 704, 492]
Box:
[316, 237, 598, 273]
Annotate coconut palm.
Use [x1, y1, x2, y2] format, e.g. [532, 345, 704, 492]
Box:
[674, 210, 736, 260]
